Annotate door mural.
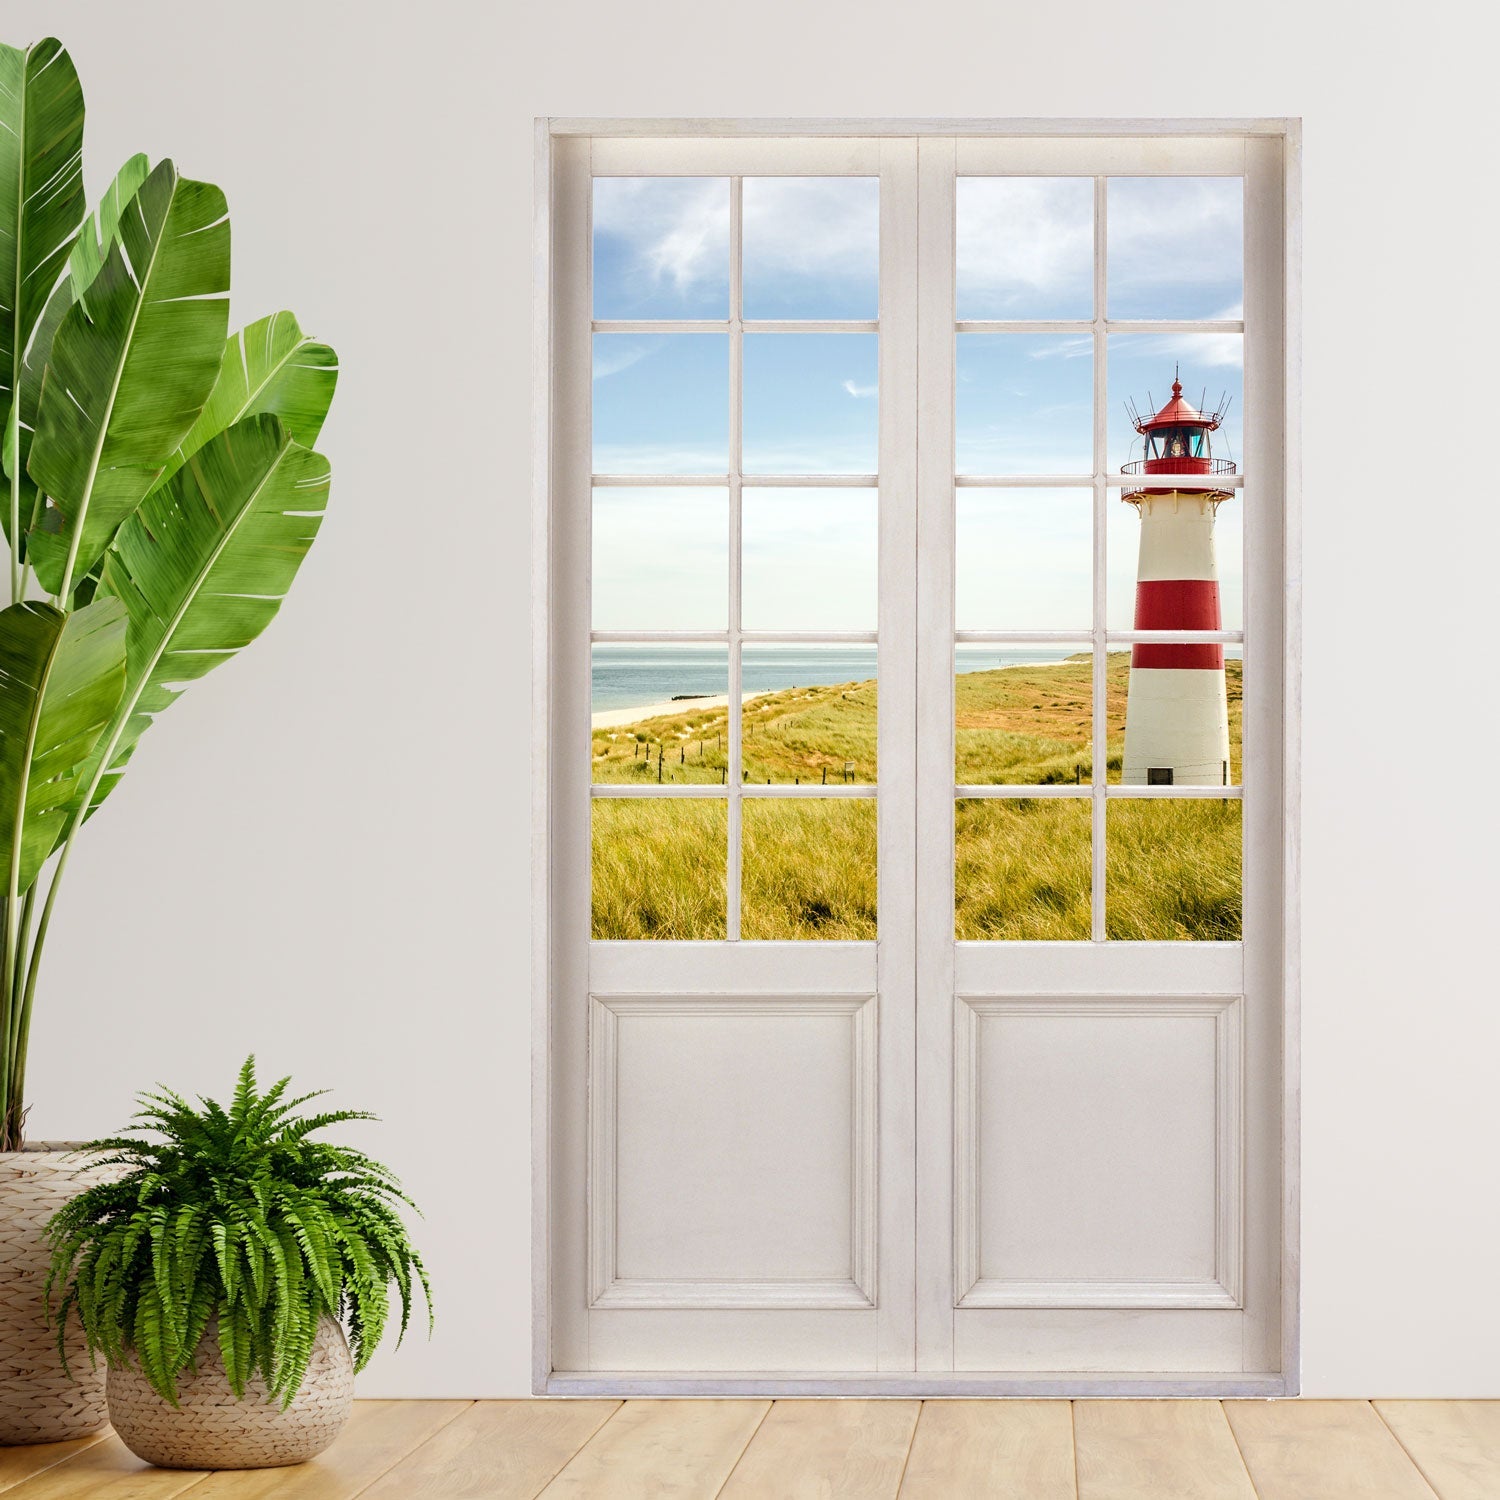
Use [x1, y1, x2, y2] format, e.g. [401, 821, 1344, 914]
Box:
[543, 131, 1291, 1389]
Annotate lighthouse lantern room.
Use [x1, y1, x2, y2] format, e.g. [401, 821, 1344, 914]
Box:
[1119, 374, 1236, 787]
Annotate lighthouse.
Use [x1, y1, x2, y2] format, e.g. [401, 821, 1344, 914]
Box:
[1119, 375, 1236, 786]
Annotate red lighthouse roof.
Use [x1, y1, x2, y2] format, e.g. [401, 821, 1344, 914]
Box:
[1133, 378, 1222, 434]
[1121, 370, 1236, 492]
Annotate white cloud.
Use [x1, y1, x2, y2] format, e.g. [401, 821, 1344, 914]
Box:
[593, 177, 879, 307]
[956, 178, 1093, 314]
[1128, 325, 1243, 370]
[742, 178, 878, 289]
[1028, 336, 1093, 361]
[843, 379, 878, 398]
[591, 338, 661, 381]
[1107, 178, 1243, 296]
[593, 179, 729, 298]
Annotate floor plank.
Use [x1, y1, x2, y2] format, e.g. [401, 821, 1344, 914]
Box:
[1074, 1400, 1256, 1500]
[0, 1433, 110, 1495]
[718, 1399, 919, 1499]
[179, 1400, 469, 1499]
[537, 1399, 768, 1500]
[1375, 1401, 1500, 1500]
[899, 1399, 1076, 1499]
[1225, 1399, 1439, 1500]
[356, 1400, 621, 1499]
[0, 1433, 204, 1499]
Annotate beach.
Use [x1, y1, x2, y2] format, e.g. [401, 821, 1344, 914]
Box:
[591, 690, 772, 730]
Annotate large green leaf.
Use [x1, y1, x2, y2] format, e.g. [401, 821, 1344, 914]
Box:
[0, 39, 86, 557]
[1, 159, 155, 571]
[0, 270, 69, 562]
[82, 414, 329, 815]
[0, 598, 126, 897]
[158, 312, 337, 489]
[68, 153, 151, 311]
[26, 159, 230, 599]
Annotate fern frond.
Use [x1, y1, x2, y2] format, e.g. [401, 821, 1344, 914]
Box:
[44, 1057, 431, 1405]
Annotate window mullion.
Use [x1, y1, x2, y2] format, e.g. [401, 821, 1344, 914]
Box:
[1091, 174, 1109, 944]
[727, 175, 744, 942]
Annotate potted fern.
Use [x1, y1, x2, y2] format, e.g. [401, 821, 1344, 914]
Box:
[0, 35, 335, 1442]
[47, 1059, 430, 1470]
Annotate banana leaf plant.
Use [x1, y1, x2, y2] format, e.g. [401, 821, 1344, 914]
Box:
[0, 37, 336, 1148]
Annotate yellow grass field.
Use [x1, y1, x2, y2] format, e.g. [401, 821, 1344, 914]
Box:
[590, 655, 1242, 941]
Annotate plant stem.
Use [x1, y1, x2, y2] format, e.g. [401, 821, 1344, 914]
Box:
[7, 407, 20, 605]
[1, 887, 17, 1120]
[9, 882, 33, 1058]
[0, 897, 10, 1146]
[7, 850, 68, 1148]
[0, 883, 35, 1149]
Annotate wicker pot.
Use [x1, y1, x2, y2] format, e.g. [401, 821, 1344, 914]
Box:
[0, 1146, 111, 1446]
[107, 1315, 353, 1470]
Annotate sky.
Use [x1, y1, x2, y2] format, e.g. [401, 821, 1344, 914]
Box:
[591, 175, 1244, 634]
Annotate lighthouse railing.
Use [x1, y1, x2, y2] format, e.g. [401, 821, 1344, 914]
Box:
[1120, 457, 1237, 477]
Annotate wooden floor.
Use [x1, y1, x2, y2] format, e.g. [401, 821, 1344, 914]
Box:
[2, 1399, 1497, 1498]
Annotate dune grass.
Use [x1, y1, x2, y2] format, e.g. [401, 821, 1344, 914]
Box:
[592, 656, 1243, 941]
[743, 800, 877, 939]
[591, 799, 727, 940]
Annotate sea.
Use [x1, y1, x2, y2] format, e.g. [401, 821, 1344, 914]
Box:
[590, 643, 1081, 714]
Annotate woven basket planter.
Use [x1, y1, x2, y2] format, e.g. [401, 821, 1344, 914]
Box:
[0, 1146, 111, 1446]
[107, 1314, 353, 1470]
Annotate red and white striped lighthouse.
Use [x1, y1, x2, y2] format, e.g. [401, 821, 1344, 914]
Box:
[1120, 375, 1236, 787]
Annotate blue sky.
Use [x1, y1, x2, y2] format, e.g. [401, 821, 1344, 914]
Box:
[591, 176, 1243, 631]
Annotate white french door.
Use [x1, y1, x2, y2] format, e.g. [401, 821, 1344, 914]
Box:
[538, 125, 1295, 1394]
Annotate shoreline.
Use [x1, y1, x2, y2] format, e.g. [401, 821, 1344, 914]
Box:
[591, 689, 773, 730]
[589, 657, 1093, 731]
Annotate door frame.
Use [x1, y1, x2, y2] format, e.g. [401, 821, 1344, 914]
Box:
[531, 116, 1302, 1397]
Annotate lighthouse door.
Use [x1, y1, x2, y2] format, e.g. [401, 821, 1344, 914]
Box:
[540, 126, 1294, 1392]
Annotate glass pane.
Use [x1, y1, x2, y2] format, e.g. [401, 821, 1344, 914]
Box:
[1107, 485, 1242, 633]
[955, 798, 1092, 940]
[742, 178, 879, 319]
[742, 488, 877, 631]
[1106, 649, 1241, 787]
[592, 798, 728, 939]
[1106, 798, 1242, 940]
[1108, 333, 1242, 474]
[955, 488, 1092, 630]
[742, 645, 876, 786]
[592, 645, 730, 787]
[592, 489, 726, 631]
[593, 177, 730, 319]
[957, 333, 1093, 476]
[743, 333, 878, 474]
[957, 650, 1091, 787]
[1107, 177, 1243, 320]
[593, 333, 728, 475]
[957, 178, 1093, 320]
[741, 799, 877, 939]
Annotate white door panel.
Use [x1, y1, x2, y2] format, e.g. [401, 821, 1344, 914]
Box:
[955, 996, 1239, 1307]
[589, 994, 876, 1307]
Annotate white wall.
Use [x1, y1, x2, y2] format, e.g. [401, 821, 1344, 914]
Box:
[7, 0, 1496, 1397]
